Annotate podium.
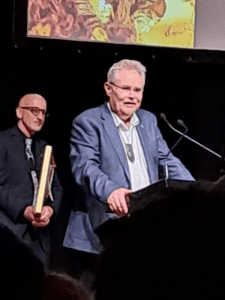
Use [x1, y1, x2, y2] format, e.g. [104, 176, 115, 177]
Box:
[128, 178, 197, 214]
[95, 177, 225, 300]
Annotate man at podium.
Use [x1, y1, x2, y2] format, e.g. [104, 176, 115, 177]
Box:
[64, 58, 194, 253]
[63, 59, 194, 283]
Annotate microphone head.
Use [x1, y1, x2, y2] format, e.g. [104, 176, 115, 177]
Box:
[177, 119, 188, 133]
[177, 119, 184, 126]
[160, 113, 167, 121]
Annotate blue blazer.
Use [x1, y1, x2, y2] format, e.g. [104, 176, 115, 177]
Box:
[63, 103, 194, 253]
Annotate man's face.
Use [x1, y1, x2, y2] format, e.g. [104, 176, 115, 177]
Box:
[17, 95, 47, 137]
[105, 69, 144, 123]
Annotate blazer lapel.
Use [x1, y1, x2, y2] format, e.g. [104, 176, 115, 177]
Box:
[101, 103, 130, 183]
[10, 127, 31, 173]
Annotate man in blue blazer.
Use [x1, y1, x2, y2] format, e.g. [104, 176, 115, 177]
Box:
[0, 94, 62, 267]
[63, 59, 194, 260]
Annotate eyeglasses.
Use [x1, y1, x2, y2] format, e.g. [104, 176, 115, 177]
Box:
[19, 107, 49, 117]
[109, 82, 143, 94]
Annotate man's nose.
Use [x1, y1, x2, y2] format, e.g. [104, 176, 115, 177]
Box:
[129, 89, 135, 98]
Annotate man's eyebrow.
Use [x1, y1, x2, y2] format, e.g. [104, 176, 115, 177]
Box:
[120, 85, 141, 88]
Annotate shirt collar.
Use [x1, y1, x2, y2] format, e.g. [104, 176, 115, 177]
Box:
[107, 102, 139, 129]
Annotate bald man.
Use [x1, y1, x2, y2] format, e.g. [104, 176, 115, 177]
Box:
[0, 94, 62, 267]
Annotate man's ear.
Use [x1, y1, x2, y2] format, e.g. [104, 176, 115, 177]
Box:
[16, 107, 22, 119]
[104, 82, 112, 97]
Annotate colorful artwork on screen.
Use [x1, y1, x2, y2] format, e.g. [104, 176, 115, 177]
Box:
[27, 0, 195, 48]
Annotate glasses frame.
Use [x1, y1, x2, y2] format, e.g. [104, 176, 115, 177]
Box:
[109, 82, 143, 94]
[19, 106, 49, 117]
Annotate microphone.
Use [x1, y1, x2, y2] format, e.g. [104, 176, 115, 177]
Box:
[177, 119, 187, 131]
[160, 113, 188, 154]
[160, 113, 222, 159]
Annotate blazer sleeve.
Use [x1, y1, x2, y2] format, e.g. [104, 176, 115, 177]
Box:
[154, 115, 195, 181]
[70, 115, 125, 203]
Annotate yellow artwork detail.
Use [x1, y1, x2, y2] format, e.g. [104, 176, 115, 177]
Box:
[27, 0, 196, 48]
[29, 23, 51, 37]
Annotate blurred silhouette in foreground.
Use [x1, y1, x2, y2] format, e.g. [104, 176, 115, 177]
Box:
[0, 225, 92, 300]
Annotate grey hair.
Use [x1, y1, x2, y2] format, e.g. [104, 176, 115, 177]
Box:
[107, 59, 146, 86]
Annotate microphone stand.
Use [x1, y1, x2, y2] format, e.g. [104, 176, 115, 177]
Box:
[219, 144, 225, 177]
[160, 113, 222, 159]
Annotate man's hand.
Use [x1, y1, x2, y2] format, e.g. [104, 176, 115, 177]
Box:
[24, 206, 54, 227]
[107, 188, 132, 216]
[24, 206, 36, 222]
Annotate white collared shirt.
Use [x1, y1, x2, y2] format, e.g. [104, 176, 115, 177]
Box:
[107, 102, 150, 192]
